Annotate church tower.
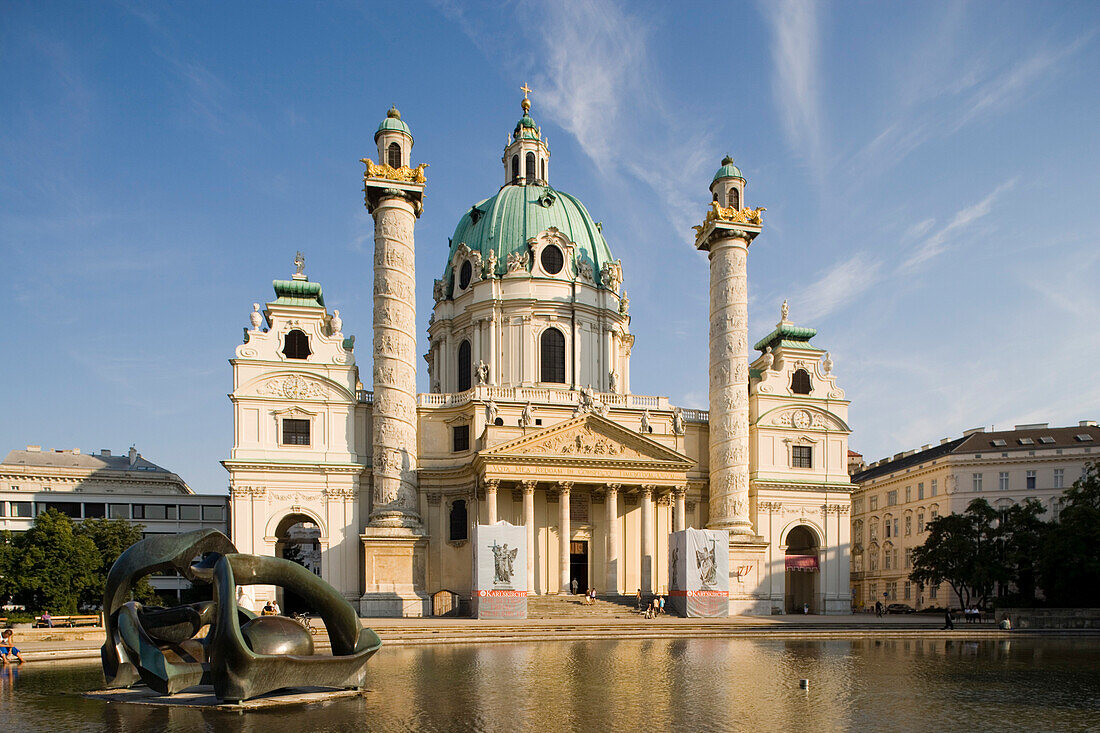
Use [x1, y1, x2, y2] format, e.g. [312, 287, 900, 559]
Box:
[360, 107, 430, 616]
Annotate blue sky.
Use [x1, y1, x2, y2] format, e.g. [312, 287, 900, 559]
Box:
[3, 1, 1098, 494]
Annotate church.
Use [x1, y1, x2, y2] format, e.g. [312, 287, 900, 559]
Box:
[224, 90, 854, 617]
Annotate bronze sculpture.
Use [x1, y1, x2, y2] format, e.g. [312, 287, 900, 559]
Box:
[100, 529, 381, 703]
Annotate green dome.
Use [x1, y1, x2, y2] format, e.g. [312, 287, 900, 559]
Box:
[711, 155, 744, 183]
[375, 106, 412, 141]
[442, 184, 615, 291]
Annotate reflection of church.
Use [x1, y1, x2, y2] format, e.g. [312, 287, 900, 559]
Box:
[225, 91, 854, 616]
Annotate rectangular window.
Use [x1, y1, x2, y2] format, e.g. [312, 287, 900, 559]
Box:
[870, 496, 878, 511]
[918, 513, 925, 533]
[166, 505, 177, 520]
[869, 583, 877, 601]
[904, 581, 912, 600]
[918, 482, 925, 500]
[930, 585, 938, 600]
[905, 515, 912, 536]
[792, 446, 812, 468]
[453, 425, 470, 452]
[1026, 470, 1036, 490]
[11, 501, 33, 518]
[282, 418, 311, 446]
[885, 522, 891, 538]
[930, 480, 938, 497]
[893, 518, 899, 537]
[884, 551, 892, 569]
[999, 472, 1009, 491]
[931, 509, 939, 519]
[1054, 469, 1064, 489]
[109, 503, 129, 519]
[43, 501, 82, 518]
[139, 504, 167, 520]
[1052, 500, 1062, 522]
[179, 505, 201, 521]
[972, 473, 983, 492]
[887, 490, 898, 506]
[202, 505, 224, 522]
[887, 581, 897, 600]
[83, 502, 106, 519]
[869, 521, 878, 541]
[905, 487, 912, 503]
[906, 548, 914, 568]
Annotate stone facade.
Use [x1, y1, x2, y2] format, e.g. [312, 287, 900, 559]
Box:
[226, 97, 855, 616]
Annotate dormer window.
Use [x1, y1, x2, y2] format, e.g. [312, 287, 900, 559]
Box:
[387, 142, 402, 169]
[459, 260, 473, 290]
[728, 188, 739, 209]
[526, 152, 536, 184]
[283, 329, 311, 360]
[791, 368, 812, 395]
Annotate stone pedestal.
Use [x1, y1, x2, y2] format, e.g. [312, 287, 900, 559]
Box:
[359, 528, 429, 617]
[728, 538, 770, 615]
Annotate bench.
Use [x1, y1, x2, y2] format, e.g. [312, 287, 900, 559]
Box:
[34, 614, 102, 628]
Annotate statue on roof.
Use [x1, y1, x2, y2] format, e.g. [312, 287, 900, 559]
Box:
[781, 299, 789, 322]
[294, 251, 305, 276]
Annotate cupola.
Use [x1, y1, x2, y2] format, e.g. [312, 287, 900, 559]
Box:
[375, 106, 413, 169]
[710, 155, 747, 210]
[502, 84, 550, 186]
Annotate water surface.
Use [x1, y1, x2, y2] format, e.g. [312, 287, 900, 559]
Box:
[3, 637, 1099, 732]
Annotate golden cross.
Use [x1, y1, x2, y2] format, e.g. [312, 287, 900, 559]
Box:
[520, 83, 532, 99]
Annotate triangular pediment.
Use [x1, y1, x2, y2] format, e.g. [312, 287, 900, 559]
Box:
[480, 413, 693, 467]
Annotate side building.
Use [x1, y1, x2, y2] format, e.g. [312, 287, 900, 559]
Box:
[0, 445, 229, 598]
[850, 421, 1099, 609]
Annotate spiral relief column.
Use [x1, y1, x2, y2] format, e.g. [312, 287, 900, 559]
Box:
[359, 106, 429, 616]
[695, 197, 763, 538]
[369, 194, 421, 528]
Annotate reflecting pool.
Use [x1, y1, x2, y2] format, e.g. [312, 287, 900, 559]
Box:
[4, 637, 1100, 732]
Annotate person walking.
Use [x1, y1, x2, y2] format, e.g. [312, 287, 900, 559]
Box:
[636, 588, 643, 612]
[571, 578, 578, 595]
[659, 596, 666, 616]
[943, 608, 954, 630]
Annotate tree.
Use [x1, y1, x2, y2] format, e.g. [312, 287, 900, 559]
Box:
[8, 509, 99, 614]
[910, 498, 1000, 609]
[75, 517, 156, 609]
[1039, 463, 1100, 606]
[996, 499, 1047, 606]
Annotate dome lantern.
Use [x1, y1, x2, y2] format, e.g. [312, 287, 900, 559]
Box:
[710, 154, 747, 210]
[502, 83, 550, 186]
[375, 105, 413, 169]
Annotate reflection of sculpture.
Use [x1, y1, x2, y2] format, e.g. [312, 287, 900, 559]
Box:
[100, 529, 381, 703]
[491, 541, 518, 584]
[696, 539, 717, 587]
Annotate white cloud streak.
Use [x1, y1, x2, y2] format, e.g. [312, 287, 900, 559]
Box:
[902, 177, 1017, 271]
[760, 0, 825, 181]
[787, 252, 884, 324]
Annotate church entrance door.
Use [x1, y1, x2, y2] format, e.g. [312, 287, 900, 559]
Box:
[569, 541, 589, 594]
[274, 513, 321, 614]
[784, 525, 820, 614]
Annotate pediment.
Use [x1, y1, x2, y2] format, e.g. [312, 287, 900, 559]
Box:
[239, 372, 352, 402]
[758, 405, 850, 432]
[480, 414, 693, 467]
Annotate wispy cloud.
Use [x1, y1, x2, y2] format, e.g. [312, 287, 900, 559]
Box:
[902, 178, 1016, 271]
[760, 0, 826, 181]
[787, 252, 884, 324]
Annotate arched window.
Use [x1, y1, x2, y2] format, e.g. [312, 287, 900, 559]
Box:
[791, 368, 812, 394]
[459, 260, 473, 290]
[525, 152, 536, 184]
[511, 155, 519, 181]
[282, 329, 311, 360]
[727, 188, 739, 209]
[449, 499, 468, 541]
[541, 159, 546, 181]
[457, 340, 472, 391]
[387, 142, 402, 169]
[540, 328, 566, 383]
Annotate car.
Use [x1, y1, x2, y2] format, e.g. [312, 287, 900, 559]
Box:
[886, 603, 916, 614]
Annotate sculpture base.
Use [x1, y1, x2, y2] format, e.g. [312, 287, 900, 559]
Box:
[84, 686, 366, 710]
[360, 528, 429, 617]
[728, 535, 770, 616]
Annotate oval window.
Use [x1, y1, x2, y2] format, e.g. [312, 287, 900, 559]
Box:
[459, 260, 473, 290]
[540, 245, 564, 275]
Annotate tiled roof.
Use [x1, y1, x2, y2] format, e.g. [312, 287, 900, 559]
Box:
[1, 449, 171, 473]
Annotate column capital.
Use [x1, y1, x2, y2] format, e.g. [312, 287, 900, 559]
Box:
[639, 484, 655, 496]
[672, 484, 687, 498]
[484, 478, 500, 491]
[521, 480, 538, 494]
[557, 480, 574, 494]
[605, 482, 621, 494]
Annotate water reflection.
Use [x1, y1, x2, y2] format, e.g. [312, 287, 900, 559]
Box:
[4, 637, 1100, 732]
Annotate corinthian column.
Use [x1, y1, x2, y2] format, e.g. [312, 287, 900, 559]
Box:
[640, 484, 655, 593]
[605, 483, 620, 594]
[558, 481, 572, 594]
[485, 479, 499, 524]
[696, 214, 762, 537]
[522, 481, 536, 593]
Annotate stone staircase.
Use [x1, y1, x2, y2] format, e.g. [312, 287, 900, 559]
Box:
[526, 593, 647, 619]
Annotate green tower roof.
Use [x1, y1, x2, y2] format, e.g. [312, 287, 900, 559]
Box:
[753, 322, 821, 353]
[711, 155, 745, 183]
[272, 278, 325, 307]
[442, 184, 614, 291]
[375, 106, 412, 142]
